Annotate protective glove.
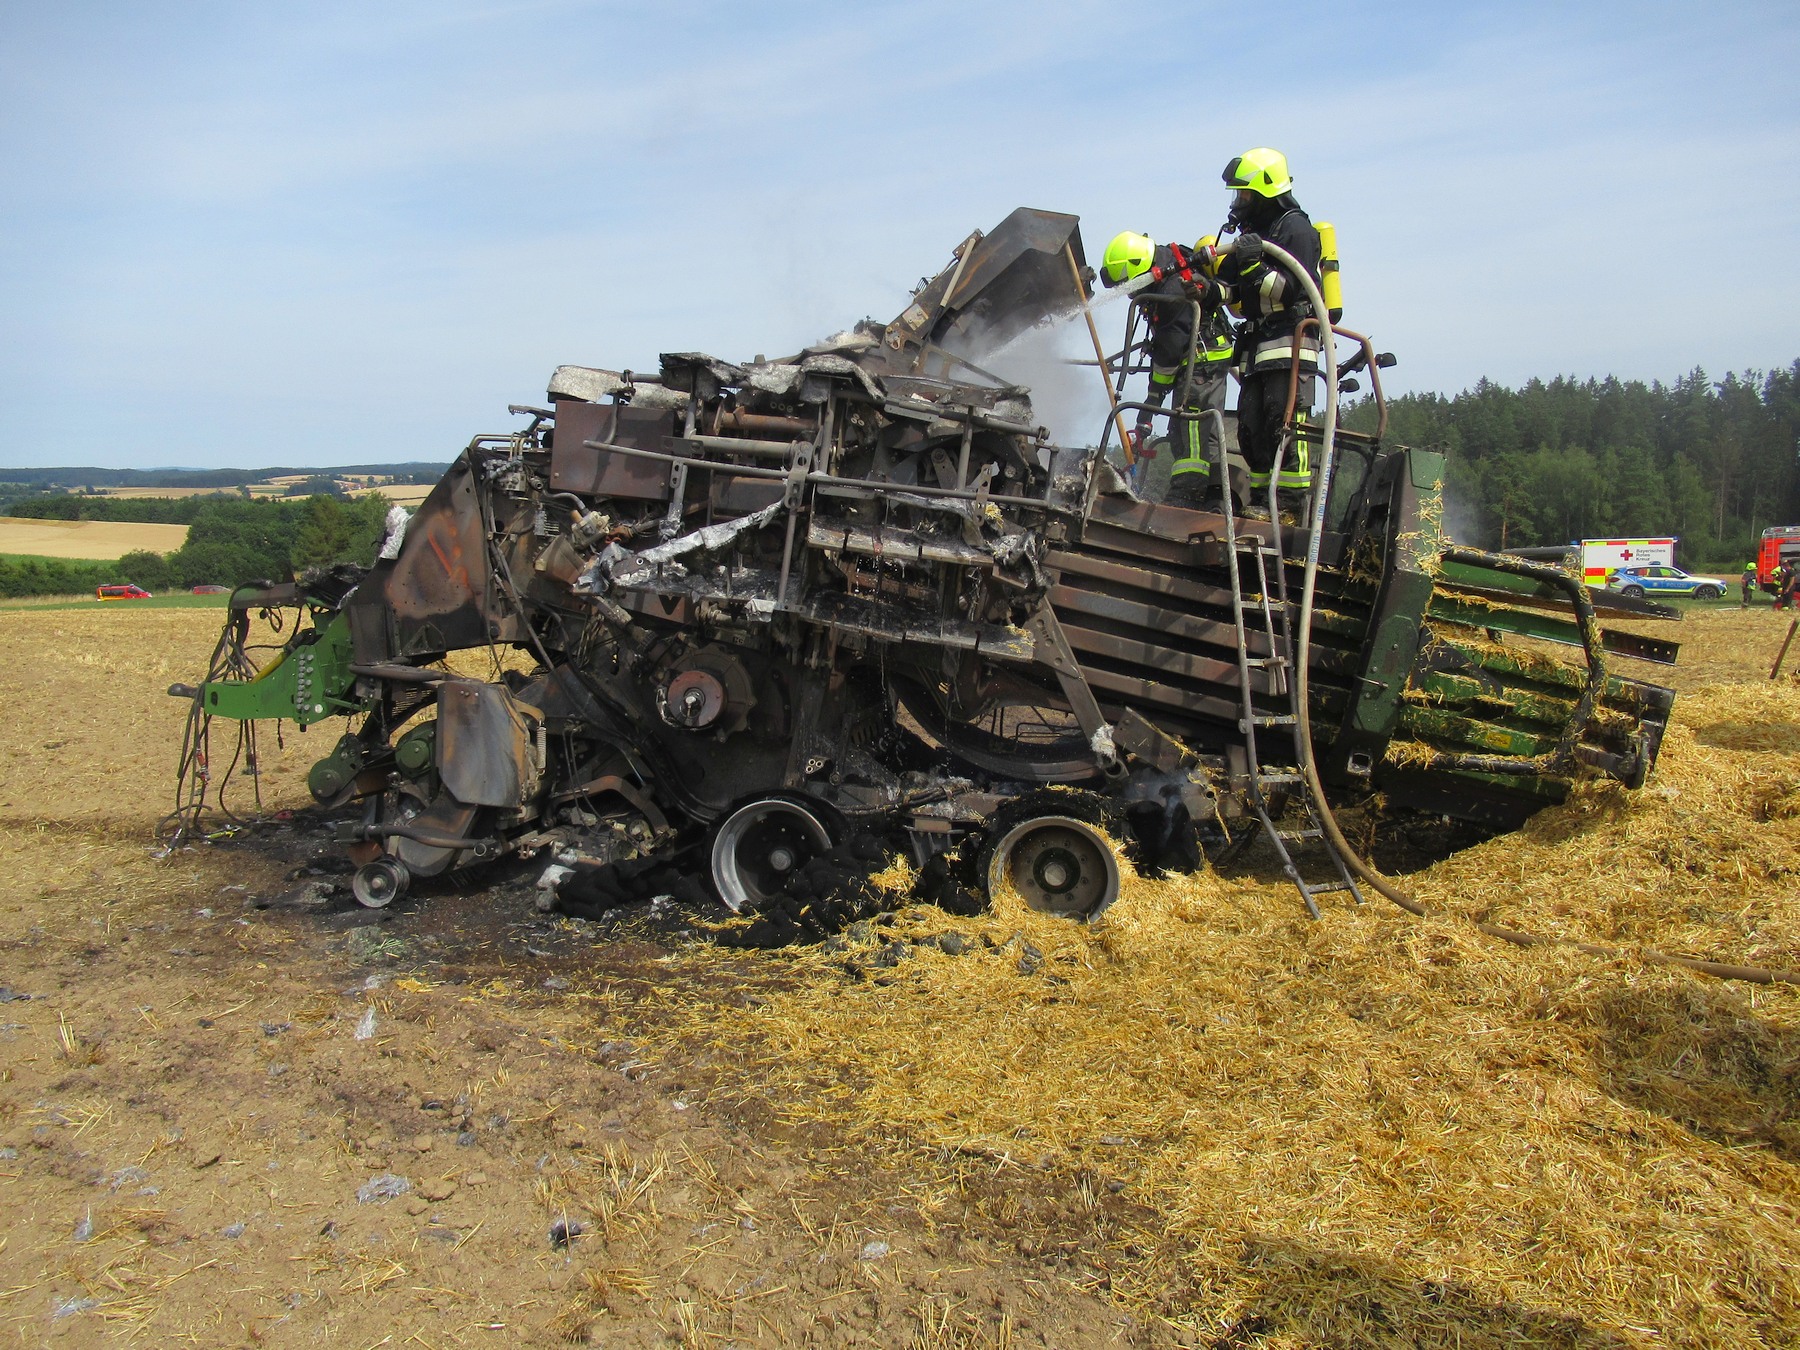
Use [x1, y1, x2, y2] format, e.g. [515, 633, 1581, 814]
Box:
[1234, 232, 1264, 273]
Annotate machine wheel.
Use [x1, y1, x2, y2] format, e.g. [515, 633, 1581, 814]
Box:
[709, 796, 836, 913]
[1621, 584, 1645, 598]
[352, 857, 411, 909]
[982, 812, 1120, 921]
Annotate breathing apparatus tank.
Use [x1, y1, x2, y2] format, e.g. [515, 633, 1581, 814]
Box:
[1316, 221, 1343, 322]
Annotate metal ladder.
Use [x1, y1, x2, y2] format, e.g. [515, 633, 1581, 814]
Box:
[1212, 438, 1365, 917]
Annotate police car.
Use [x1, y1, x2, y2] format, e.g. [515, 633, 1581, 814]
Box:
[1606, 565, 1729, 599]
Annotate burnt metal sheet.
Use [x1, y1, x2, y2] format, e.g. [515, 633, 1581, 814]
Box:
[797, 594, 1034, 658]
[1045, 549, 1238, 612]
[1049, 584, 1276, 658]
[550, 401, 674, 501]
[711, 476, 785, 514]
[1077, 664, 1242, 725]
[872, 208, 1087, 376]
[370, 458, 505, 658]
[808, 518, 995, 568]
[1058, 621, 1272, 694]
[436, 679, 535, 808]
[1112, 708, 1190, 772]
[1086, 493, 1271, 546]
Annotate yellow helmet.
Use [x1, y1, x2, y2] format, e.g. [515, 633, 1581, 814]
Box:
[1222, 147, 1292, 198]
[1100, 231, 1155, 288]
[1192, 234, 1222, 275]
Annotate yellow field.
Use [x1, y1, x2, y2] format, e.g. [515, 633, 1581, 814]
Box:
[0, 515, 188, 558]
[90, 486, 237, 500]
[346, 483, 433, 505]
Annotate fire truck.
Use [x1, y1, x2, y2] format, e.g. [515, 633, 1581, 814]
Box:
[1757, 526, 1800, 594]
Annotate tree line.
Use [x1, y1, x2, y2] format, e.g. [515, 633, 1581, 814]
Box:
[3, 493, 234, 524]
[1345, 363, 1800, 564]
[0, 494, 396, 598]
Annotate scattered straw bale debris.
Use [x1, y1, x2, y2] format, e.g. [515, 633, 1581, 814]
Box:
[608, 670, 1800, 1347]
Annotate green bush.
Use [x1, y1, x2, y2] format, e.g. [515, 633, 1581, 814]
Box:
[116, 549, 172, 591]
[0, 556, 119, 598]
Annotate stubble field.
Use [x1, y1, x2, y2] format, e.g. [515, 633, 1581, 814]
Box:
[0, 519, 190, 561]
[0, 602, 1796, 1348]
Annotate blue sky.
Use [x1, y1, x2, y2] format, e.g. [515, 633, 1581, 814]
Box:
[3, 1, 1797, 469]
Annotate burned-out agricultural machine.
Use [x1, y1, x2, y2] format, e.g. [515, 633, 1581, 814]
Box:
[168, 209, 1678, 930]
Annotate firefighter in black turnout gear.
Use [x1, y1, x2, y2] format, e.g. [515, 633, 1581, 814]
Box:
[1215, 147, 1322, 522]
[1098, 231, 1236, 509]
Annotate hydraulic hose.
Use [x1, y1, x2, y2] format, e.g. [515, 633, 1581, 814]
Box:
[1226, 241, 1800, 987]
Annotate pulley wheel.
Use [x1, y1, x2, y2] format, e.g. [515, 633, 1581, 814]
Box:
[710, 797, 834, 913]
[985, 815, 1119, 921]
[352, 857, 412, 909]
[665, 669, 726, 728]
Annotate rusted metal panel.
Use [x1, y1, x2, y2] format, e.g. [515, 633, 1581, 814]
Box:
[1045, 549, 1238, 611]
[1049, 584, 1276, 658]
[1059, 621, 1270, 693]
[809, 519, 994, 567]
[1078, 664, 1242, 724]
[551, 401, 674, 500]
[711, 476, 784, 514]
[1085, 494, 1266, 546]
[374, 458, 504, 657]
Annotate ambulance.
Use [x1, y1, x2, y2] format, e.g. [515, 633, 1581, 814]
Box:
[1578, 538, 1676, 589]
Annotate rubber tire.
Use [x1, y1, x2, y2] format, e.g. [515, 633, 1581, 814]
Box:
[1696, 585, 1722, 600]
[1621, 584, 1645, 598]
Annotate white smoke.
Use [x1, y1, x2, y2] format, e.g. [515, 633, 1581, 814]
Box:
[954, 303, 1128, 448]
[1439, 486, 1486, 547]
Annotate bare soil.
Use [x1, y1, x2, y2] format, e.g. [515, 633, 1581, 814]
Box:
[0, 609, 1161, 1347]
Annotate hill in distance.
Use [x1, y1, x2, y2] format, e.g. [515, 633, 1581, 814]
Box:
[0, 463, 451, 491]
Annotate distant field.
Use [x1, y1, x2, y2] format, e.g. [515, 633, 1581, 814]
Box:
[0, 591, 230, 612]
[346, 483, 433, 505]
[0, 516, 188, 559]
[90, 486, 239, 500]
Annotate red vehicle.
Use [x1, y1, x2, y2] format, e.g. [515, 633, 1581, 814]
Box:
[1757, 526, 1800, 593]
[190, 584, 230, 594]
[95, 584, 152, 601]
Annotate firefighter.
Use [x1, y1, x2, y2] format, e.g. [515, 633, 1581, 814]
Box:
[1098, 231, 1236, 510]
[1742, 561, 1758, 608]
[1214, 147, 1322, 522]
